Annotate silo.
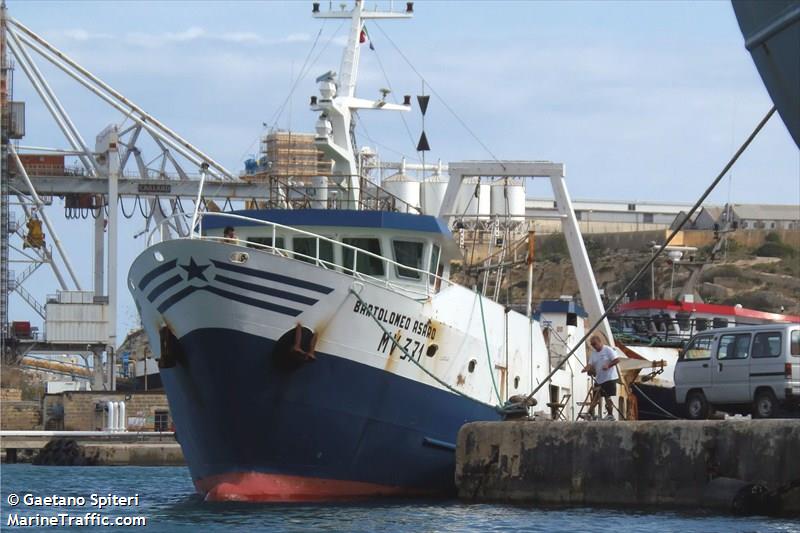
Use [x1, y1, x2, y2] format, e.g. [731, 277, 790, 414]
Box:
[490, 178, 526, 221]
[383, 172, 421, 214]
[456, 177, 490, 218]
[420, 174, 448, 216]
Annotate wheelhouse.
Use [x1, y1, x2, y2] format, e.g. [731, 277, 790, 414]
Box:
[199, 209, 459, 298]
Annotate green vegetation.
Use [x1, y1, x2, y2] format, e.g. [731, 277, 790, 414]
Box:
[755, 241, 796, 258]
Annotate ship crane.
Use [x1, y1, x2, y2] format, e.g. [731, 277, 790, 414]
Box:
[0, 2, 264, 389]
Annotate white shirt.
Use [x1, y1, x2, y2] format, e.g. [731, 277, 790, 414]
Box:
[589, 345, 619, 384]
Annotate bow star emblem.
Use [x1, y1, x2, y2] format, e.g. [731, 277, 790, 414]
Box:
[180, 257, 210, 282]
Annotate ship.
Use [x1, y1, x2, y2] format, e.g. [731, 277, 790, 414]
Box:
[128, 1, 611, 501]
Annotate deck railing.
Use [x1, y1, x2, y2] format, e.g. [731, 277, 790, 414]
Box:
[147, 211, 448, 300]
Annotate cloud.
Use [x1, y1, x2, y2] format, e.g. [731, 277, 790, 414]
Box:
[123, 27, 310, 48]
[58, 26, 309, 47]
[61, 28, 112, 41]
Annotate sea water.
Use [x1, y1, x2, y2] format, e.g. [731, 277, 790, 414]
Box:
[1, 464, 797, 532]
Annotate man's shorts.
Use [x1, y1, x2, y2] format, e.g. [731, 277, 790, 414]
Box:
[598, 380, 618, 397]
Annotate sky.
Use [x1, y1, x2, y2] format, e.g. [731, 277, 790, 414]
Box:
[4, 0, 800, 339]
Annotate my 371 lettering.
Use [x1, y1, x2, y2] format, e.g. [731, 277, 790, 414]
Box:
[377, 331, 424, 361]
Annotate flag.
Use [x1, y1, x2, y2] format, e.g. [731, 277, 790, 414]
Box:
[359, 25, 375, 50]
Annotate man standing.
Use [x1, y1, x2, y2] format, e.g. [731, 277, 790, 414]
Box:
[583, 334, 621, 420]
[223, 226, 237, 244]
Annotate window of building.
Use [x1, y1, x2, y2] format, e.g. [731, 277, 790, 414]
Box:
[741, 221, 748, 229]
[676, 313, 690, 331]
[695, 318, 708, 332]
[154, 409, 169, 432]
[293, 237, 334, 265]
[627, 203, 636, 211]
[713, 318, 729, 329]
[392, 240, 424, 280]
[717, 333, 750, 360]
[752, 332, 782, 358]
[643, 213, 654, 224]
[342, 238, 384, 277]
[247, 237, 285, 250]
[683, 336, 713, 360]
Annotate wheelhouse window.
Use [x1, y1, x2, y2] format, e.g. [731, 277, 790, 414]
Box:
[247, 237, 285, 250]
[683, 336, 713, 360]
[392, 240, 424, 280]
[428, 244, 441, 284]
[717, 333, 750, 360]
[293, 237, 334, 266]
[752, 332, 782, 358]
[342, 238, 384, 277]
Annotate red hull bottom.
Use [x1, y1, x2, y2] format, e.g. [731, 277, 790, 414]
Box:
[196, 472, 433, 502]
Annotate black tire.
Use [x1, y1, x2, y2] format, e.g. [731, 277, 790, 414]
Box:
[686, 391, 709, 420]
[753, 389, 777, 419]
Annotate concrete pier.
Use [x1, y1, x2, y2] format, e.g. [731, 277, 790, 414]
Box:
[456, 420, 800, 515]
[1, 431, 183, 466]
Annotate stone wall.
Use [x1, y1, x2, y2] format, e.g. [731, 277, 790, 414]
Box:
[1, 400, 42, 430]
[1, 388, 23, 401]
[43, 391, 172, 431]
[456, 420, 800, 512]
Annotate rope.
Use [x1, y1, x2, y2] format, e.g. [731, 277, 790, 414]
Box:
[501, 105, 777, 415]
[373, 22, 506, 170]
[348, 288, 496, 408]
[631, 383, 680, 420]
[476, 289, 502, 404]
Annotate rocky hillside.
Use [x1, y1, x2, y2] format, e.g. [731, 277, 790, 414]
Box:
[454, 231, 800, 316]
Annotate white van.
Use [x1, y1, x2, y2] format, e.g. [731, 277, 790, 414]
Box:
[674, 323, 800, 419]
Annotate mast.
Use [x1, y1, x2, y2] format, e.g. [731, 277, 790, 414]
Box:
[311, 1, 413, 209]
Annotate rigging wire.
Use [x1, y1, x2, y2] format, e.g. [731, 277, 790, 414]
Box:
[370, 42, 419, 158]
[373, 22, 506, 170]
[505, 105, 777, 413]
[349, 288, 497, 408]
[356, 118, 414, 162]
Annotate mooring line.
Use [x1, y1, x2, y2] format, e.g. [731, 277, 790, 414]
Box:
[348, 288, 498, 409]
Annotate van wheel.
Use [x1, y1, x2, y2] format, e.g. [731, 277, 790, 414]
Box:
[686, 391, 709, 420]
[753, 390, 777, 419]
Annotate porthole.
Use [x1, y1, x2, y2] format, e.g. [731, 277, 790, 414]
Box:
[230, 252, 249, 264]
[153, 251, 164, 262]
[426, 344, 438, 357]
[468, 359, 477, 373]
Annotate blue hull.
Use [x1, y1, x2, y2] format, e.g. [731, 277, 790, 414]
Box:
[161, 327, 500, 497]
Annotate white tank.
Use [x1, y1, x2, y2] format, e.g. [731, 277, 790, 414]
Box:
[456, 178, 490, 218]
[309, 175, 328, 209]
[420, 174, 448, 216]
[383, 172, 421, 214]
[490, 178, 526, 221]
